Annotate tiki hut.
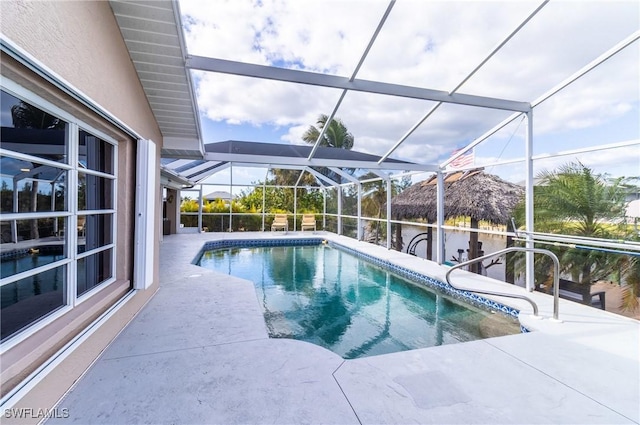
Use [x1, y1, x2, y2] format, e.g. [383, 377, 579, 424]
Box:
[391, 169, 524, 274]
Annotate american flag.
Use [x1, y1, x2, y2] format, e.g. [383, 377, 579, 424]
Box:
[448, 148, 474, 169]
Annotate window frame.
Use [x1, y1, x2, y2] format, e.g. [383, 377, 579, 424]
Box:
[0, 78, 119, 349]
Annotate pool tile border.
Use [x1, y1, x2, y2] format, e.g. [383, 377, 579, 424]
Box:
[194, 238, 527, 332]
[330, 243, 521, 319]
[193, 238, 323, 264]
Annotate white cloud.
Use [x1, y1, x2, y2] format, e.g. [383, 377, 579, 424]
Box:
[179, 0, 639, 174]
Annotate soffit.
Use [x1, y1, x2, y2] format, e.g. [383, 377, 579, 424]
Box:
[109, 0, 203, 159]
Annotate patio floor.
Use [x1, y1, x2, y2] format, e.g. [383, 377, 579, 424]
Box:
[48, 232, 639, 424]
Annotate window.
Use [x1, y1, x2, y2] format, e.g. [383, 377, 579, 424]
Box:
[0, 86, 117, 343]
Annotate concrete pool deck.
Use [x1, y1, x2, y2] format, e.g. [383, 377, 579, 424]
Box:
[48, 232, 639, 424]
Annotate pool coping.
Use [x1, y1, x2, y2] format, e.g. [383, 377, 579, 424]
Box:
[45, 231, 640, 424]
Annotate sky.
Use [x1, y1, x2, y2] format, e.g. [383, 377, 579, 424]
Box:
[176, 0, 639, 187]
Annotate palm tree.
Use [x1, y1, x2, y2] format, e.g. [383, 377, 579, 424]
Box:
[513, 161, 634, 306]
[620, 255, 639, 312]
[268, 115, 354, 187]
[302, 114, 354, 150]
[533, 162, 627, 283]
[301, 114, 355, 184]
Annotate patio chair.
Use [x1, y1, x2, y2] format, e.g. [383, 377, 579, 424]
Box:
[271, 214, 288, 232]
[301, 214, 316, 232]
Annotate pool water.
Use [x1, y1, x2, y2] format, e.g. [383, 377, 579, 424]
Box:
[1, 252, 66, 341]
[198, 244, 521, 359]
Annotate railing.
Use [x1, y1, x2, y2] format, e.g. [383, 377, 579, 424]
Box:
[445, 246, 560, 321]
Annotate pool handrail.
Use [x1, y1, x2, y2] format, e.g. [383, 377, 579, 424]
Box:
[445, 246, 560, 320]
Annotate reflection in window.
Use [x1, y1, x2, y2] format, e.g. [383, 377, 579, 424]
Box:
[77, 214, 113, 254]
[78, 173, 113, 211]
[0, 265, 67, 341]
[0, 90, 68, 164]
[79, 130, 114, 174]
[77, 249, 113, 296]
[0, 87, 117, 344]
[0, 244, 65, 279]
[0, 157, 66, 214]
[0, 218, 67, 244]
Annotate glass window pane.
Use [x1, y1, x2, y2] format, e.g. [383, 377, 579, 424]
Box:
[1, 264, 67, 341]
[0, 218, 68, 246]
[78, 173, 113, 211]
[77, 249, 113, 296]
[78, 214, 113, 254]
[0, 90, 68, 164]
[79, 130, 114, 174]
[1, 243, 66, 279]
[0, 157, 67, 214]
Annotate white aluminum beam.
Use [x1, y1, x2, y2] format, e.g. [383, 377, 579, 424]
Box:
[386, 179, 392, 249]
[328, 167, 360, 183]
[357, 184, 363, 240]
[441, 30, 640, 169]
[464, 139, 640, 170]
[436, 172, 445, 264]
[533, 30, 639, 108]
[379, 0, 548, 163]
[308, 0, 396, 160]
[308, 92, 347, 161]
[304, 167, 341, 187]
[294, 170, 306, 187]
[186, 56, 531, 112]
[181, 160, 224, 176]
[203, 151, 436, 172]
[189, 162, 231, 183]
[160, 168, 194, 187]
[369, 170, 390, 180]
[525, 110, 534, 292]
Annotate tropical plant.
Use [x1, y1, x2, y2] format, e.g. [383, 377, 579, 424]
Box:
[302, 114, 354, 150]
[301, 114, 355, 184]
[242, 114, 355, 212]
[619, 255, 639, 312]
[513, 161, 635, 308]
[360, 173, 410, 244]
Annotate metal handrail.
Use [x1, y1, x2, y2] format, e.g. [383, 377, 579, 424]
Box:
[445, 247, 560, 320]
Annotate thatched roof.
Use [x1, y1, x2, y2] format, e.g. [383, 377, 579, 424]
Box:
[391, 169, 524, 224]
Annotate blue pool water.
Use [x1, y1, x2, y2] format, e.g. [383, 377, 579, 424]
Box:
[197, 243, 520, 359]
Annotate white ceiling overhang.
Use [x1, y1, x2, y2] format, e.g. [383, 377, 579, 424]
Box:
[109, 0, 204, 159]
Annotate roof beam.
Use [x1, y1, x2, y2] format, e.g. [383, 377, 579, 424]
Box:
[328, 167, 360, 184]
[186, 56, 531, 112]
[294, 169, 306, 187]
[203, 151, 437, 172]
[378, 0, 549, 163]
[304, 167, 340, 187]
[189, 162, 231, 183]
[440, 29, 640, 169]
[181, 160, 224, 176]
[307, 0, 396, 161]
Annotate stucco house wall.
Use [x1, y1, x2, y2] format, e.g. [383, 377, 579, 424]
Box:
[1, 1, 166, 418]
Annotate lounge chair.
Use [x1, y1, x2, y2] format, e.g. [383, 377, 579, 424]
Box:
[301, 214, 316, 232]
[558, 278, 606, 310]
[271, 214, 288, 232]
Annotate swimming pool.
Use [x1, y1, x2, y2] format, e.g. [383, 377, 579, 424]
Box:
[197, 239, 521, 359]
